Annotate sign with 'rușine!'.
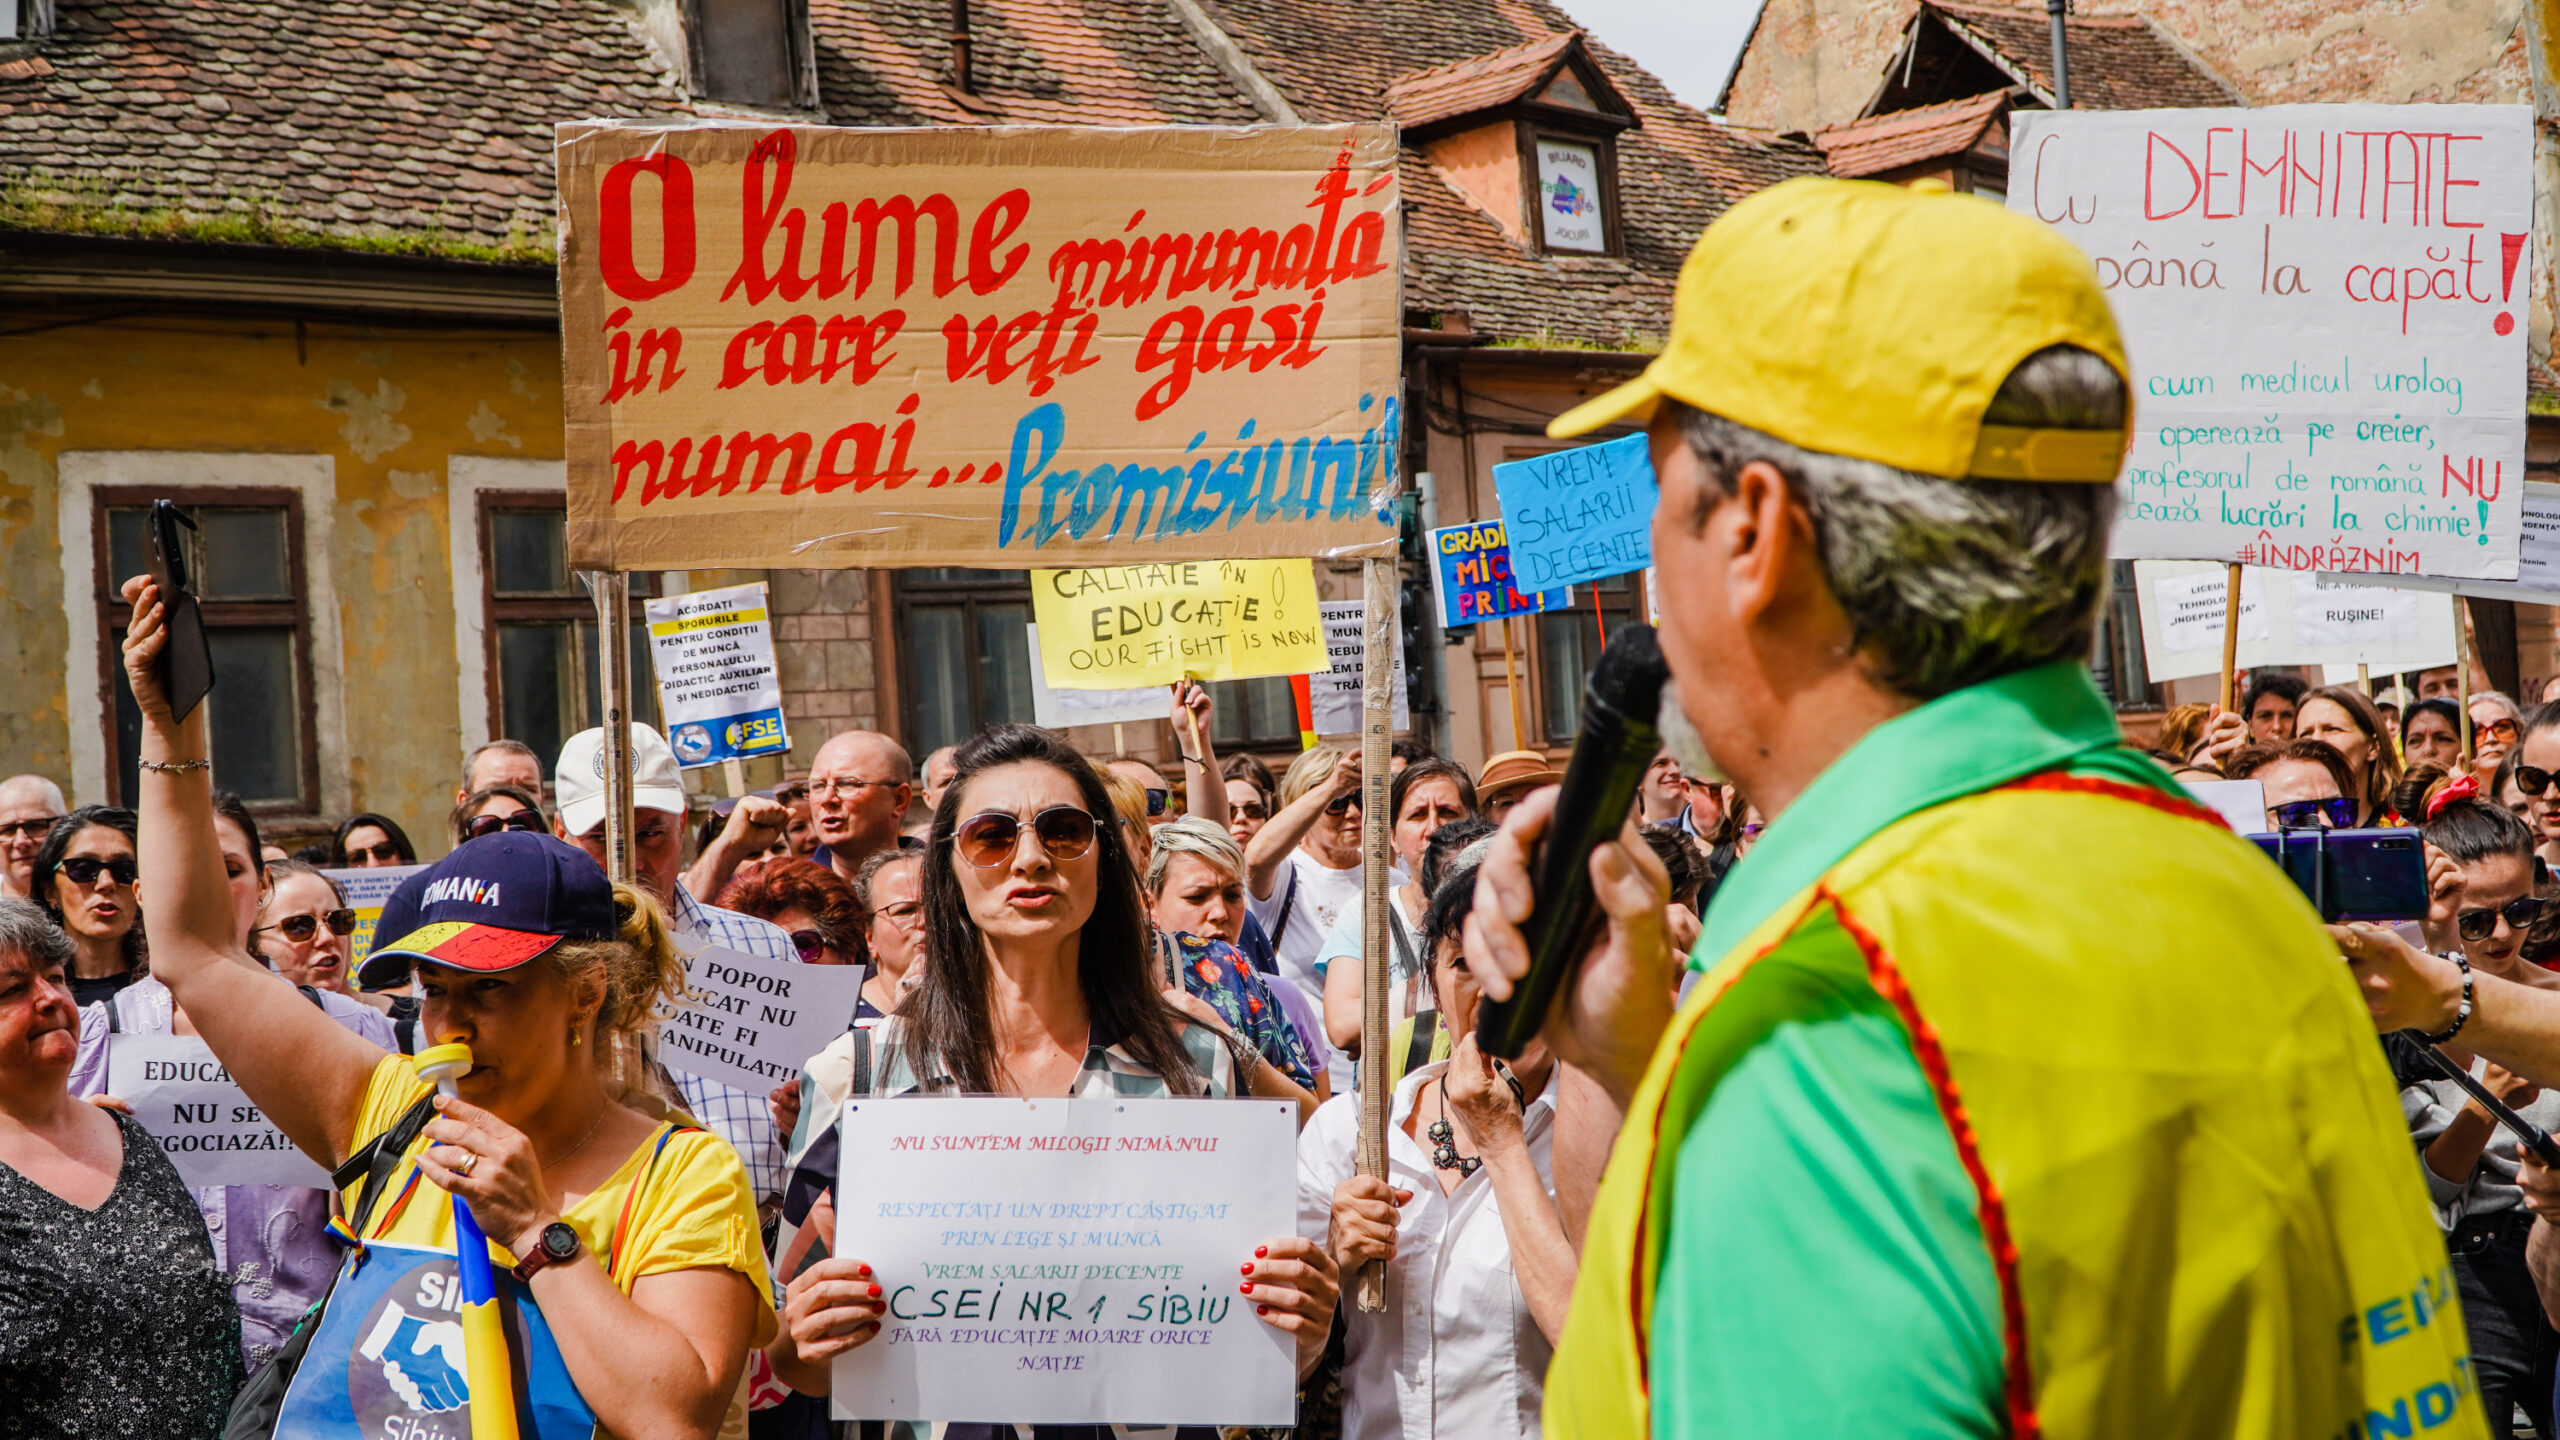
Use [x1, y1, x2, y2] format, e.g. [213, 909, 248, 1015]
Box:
[2009, 105, 2532, 578]
[557, 123, 1404, 571]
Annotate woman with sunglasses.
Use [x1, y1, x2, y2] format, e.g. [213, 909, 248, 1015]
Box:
[260, 858, 364, 998]
[2394, 768, 2560, 1438]
[2472, 691, 2527, 787]
[1223, 754, 1278, 848]
[1319, 759, 1476, 1055]
[718, 854, 867, 972]
[448, 782, 546, 849]
[30, 805, 145, 1007]
[333, 810, 418, 869]
[2227, 740, 2360, 833]
[767, 725, 1340, 1412]
[2506, 701, 2560, 874]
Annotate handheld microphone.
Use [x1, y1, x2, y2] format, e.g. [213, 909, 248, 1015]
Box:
[1476, 623, 1674, 1060]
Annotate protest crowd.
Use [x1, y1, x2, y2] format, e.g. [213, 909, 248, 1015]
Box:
[0, 8, 2553, 1435]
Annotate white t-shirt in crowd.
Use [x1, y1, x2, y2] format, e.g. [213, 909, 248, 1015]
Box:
[1247, 847, 1368, 1004]
[1298, 1060, 1559, 1440]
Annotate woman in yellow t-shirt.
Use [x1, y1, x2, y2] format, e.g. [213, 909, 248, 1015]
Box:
[120, 575, 773, 1438]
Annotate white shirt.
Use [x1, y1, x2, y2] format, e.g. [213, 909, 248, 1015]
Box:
[1248, 847, 1367, 1005]
[1312, 889, 1427, 1095]
[1297, 1060, 1558, 1440]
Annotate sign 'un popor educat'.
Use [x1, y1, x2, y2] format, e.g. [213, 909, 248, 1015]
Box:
[556, 123, 1404, 572]
[2010, 104, 2532, 579]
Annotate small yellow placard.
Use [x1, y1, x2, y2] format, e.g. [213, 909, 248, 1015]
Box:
[1030, 560, 1326, 689]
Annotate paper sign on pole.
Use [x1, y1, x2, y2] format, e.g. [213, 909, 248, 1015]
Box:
[1312, 600, 1407, 736]
[831, 1097, 1298, 1425]
[644, 582, 791, 767]
[325, 864, 425, 972]
[1029, 560, 1325, 689]
[1491, 434, 1656, 590]
[2133, 559, 2457, 680]
[108, 1034, 331, 1189]
[655, 944, 867, 1094]
[2009, 105, 2532, 578]
[1025, 625, 1162, 728]
[1426, 519, 1569, 628]
[556, 123, 1404, 572]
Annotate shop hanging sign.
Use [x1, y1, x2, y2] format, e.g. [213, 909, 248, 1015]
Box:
[2010, 105, 2532, 578]
[557, 122, 1404, 571]
[644, 582, 791, 767]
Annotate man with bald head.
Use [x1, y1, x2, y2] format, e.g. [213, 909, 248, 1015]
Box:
[806, 729, 913, 884]
[0, 775, 66, 902]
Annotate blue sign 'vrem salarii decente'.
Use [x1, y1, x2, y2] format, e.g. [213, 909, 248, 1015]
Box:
[1427, 519, 1570, 628]
[1491, 432, 1655, 590]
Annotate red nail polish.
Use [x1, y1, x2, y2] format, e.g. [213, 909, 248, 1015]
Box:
[1238, 1283, 1252, 1295]
[1255, 1245, 1268, 1258]
[858, 1264, 873, 1278]
[867, 1283, 881, 1298]
[1256, 1304, 1269, 1315]
[1239, 1262, 1253, 1276]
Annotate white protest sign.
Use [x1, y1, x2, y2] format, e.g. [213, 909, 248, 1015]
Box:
[2011, 105, 2532, 577]
[324, 864, 425, 971]
[644, 582, 790, 768]
[1025, 625, 1162, 729]
[108, 1033, 330, 1189]
[832, 1097, 1297, 1426]
[2181, 778, 2269, 835]
[2133, 560, 2456, 680]
[656, 944, 866, 1094]
[1310, 600, 1408, 737]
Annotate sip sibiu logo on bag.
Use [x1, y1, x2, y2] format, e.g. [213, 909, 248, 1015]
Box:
[273, 1243, 598, 1437]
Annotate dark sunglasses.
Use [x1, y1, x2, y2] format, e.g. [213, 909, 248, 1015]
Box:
[2460, 895, 2546, 941]
[1230, 800, 1269, 821]
[1739, 822, 1766, 839]
[787, 928, 827, 961]
[1144, 788, 1169, 818]
[345, 842, 407, 865]
[952, 807, 1098, 869]
[2479, 718, 2522, 742]
[465, 811, 542, 839]
[2515, 766, 2556, 797]
[1324, 794, 1359, 816]
[0, 816, 58, 841]
[59, 855, 137, 886]
[271, 909, 357, 943]
[2270, 797, 2358, 831]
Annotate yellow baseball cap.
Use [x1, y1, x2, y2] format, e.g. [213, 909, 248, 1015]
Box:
[1548, 176, 2129, 482]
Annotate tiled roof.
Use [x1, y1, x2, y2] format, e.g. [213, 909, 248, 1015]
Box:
[0, 0, 699, 256]
[1815, 89, 2009, 177]
[1384, 31, 1582, 130]
[1931, 2, 2240, 110]
[0, 0, 1818, 345]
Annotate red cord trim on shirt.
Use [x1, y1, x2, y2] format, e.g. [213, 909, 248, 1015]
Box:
[2000, 770, 2227, 829]
[1827, 890, 2041, 1440]
[1628, 925, 1795, 1397]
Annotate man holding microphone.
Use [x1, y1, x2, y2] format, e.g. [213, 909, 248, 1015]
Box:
[1468, 176, 2481, 1436]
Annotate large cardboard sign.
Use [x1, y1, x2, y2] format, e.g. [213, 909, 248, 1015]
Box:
[558, 123, 1404, 571]
[831, 1097, 1297, 1425]
[2010, 105, 2532, 577]
[645, 582, 791, 767]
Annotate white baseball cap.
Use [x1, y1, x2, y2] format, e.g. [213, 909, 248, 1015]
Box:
[554, 724, 689, 836]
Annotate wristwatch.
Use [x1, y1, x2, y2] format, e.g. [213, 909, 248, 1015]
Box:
[511, 1221, 582, 1282]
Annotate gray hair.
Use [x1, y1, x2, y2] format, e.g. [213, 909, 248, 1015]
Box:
[1669, 345, 2124, 699]
[1144, 815, 1245, 897]
[0, 897, 75, 975]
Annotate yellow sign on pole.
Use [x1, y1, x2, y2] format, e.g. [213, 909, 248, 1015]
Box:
[1030, 559, 1325, 688]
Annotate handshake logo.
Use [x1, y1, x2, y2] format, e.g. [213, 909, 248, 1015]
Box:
[359, 1301, 471, 1412]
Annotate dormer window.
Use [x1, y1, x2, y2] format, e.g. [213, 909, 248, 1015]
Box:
[1388, 31, 1638, 259]
[687, 0, 817, 110]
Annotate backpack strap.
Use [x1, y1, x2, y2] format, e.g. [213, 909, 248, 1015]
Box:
[1267, 865, 1301, 950]
[1388, 912, 1419, 982]
[605, 1121, 704, 1283]
[1404, 1010, 1439, 1081]
[850, 1025, 874, 1099]
[297, 984, 328, 1010]
[329, 1092, 439, 1228]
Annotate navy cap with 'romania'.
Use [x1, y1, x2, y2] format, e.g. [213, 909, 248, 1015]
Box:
[356, 832, 618, 992]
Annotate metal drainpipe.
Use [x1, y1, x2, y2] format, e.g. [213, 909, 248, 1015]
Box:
[2046, 0, 2072, 109]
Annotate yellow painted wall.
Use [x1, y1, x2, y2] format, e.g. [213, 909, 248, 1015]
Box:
[0, 313, 564, 839]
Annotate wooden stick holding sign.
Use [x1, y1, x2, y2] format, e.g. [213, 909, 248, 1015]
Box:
[1500, 618, 1524, 752]
[2217, 562, 2243, 716]
[1355, 555, 1396, 1314]
[585, 570, 636, 886]
[2459, 598, 2476, 763]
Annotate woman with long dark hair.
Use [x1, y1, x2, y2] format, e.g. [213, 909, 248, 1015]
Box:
[331, 810, 416, 868]
[30, 805, 145, 1007]
[767, 725, 1339, 1414]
